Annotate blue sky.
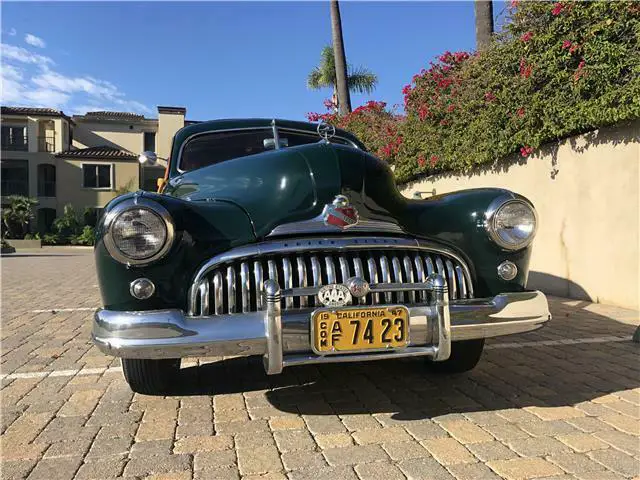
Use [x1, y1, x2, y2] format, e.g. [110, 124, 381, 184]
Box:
[2, 1, 508, 121]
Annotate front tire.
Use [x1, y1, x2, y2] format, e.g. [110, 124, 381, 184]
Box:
[122, 358, 181, 395]
[426, 339, 484, 374]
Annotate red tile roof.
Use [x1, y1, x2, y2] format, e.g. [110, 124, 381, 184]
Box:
[56, 145, 137, 160]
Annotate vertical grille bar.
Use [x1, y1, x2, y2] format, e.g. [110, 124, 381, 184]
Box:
[424, 255, 435, 276]
[455, 264, 467, 299]
[282, 257, 294, 309]
[435, 257, 446, 281]
[367, 255, 379, 304]
[379, 255, 393, 303]
[414, 254, 427, 303]
[297, 256, 308, 308]
[226, 266, 236, 313]
[268, 260, 277, 282]
[310, 256, 321, 307]
[325, 257, 336, 284]
[213, 272, 223, 315]
[391, 256, 404, 303]
[352, 257, 365, 304]
[338, 256, 350, 283]
[199, 280, 210, 316]
[254, 261, 264, 310]
[240, 262, 250, 312]
[445, 259, 457, 300]
[402, 255, 416, 304]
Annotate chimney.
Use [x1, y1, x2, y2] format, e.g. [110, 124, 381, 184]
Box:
[157, 106, 186, 161]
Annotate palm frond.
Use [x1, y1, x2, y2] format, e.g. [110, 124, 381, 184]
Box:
[307, 67, 328, 90]
[347, 67, 378, 94]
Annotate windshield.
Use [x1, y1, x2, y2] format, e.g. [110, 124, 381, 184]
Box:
[179, 128, 355, 172]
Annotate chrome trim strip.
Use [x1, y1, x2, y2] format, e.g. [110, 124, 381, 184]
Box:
[92, 291, 551, 362]
[325, 256, 336, 284]
[263, 279, 282, 374]
[402, 255, 415, 304]
[240, 262, 251, 313]
[226, 266, 236, 313]
[310, 256, 321, 307]
[297, 256, 308, 308]
[213, 272, 223, 315]
[268, 259, 277, 282]
[282, 257, 293, 309]
[268, 216, 405, 237]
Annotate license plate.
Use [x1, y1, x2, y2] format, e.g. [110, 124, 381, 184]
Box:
[312, 306, 410, 354]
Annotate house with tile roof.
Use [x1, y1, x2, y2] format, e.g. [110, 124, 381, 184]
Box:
[1, 106, 190, 233]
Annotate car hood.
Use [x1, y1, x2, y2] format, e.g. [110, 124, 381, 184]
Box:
[163, 142, 408, 238]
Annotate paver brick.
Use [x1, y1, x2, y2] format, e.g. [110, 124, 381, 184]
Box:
[268, 416, 305, 431]
[507, 437, 571, 457]
[421, 437, 477, 465]
[288, 465, 359, 480]
[281, 450, 327, 471]
[466, 441, 519, 462]
[74, 458, 125, 479]
[404, 420, 449, 441]
[314, 432, 354, 449]
[323, 444, 389, 466]
[194, 450, 237, 470]
[1, 459, 38, 480]
[599, 414, 640, 435]
[123, 454, 192, 477]
[439, 420, 494, 444]
[381, 440, 429, 461]
[487, 457, 564, 480]
[556, 433, 609, 453]
[355, 461, 406, 480]
[352, 426, 413, 445]
[594, 429, 640, 456]
[398, 456, 455, 480]
[588, 448, 640, 477]
[173, 435, 233, 453]
[25, 456, 83, 480]
[236, 445, 283, 475]
[525, 407, 586, 421]
[547, 452, 609, 474]
[273, 429, 316, 452]
[447, 462, 502, 480]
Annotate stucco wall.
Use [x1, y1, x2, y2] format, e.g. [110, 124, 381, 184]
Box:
[401, 121, 640, 310]
[73, 122, 149, 154]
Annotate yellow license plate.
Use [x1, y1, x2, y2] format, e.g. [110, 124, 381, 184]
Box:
[312, 306, 410, 354]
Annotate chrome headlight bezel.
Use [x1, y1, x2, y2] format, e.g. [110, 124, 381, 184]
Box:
[484, 195, 538, 251]
[103, 197, 175, 266]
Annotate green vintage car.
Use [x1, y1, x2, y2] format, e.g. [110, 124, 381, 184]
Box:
[93, 119, 550, 394]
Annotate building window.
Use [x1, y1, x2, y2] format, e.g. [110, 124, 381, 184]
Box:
[143, 132, 156, 152]
[1, 160, 29, 196]
[37, 164, 56, 197]
[82, 164, 112, 189]
[1, 125, 28, 151]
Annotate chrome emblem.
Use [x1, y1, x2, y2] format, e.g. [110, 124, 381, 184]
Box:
[318, 284, 352, 307]
[322, 195, 359, 229]
[346, 277, 370, 298]
[317, 121, 336, 141]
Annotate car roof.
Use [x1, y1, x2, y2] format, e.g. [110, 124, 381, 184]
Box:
[173, 118, 366, 150]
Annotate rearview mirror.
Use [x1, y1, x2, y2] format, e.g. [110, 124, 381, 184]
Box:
[139, 151, 158, 165]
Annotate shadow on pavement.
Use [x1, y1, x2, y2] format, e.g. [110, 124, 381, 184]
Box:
[168, 302, 638, 420]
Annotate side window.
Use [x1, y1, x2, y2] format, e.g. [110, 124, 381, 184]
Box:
[180, 129, 272, 171]
[83, 164, 112, 189]
[144, 132, 156, 152]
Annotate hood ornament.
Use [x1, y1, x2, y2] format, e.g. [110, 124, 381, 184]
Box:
[322, 194, 359, 229]
[317, 121, 336, 142]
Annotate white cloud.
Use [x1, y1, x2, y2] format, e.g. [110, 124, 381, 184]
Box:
[1, 43, 52, 66]
[3, 28, 17, 36]
[25, 33, 46, 48]
[0, 41, 149, 115]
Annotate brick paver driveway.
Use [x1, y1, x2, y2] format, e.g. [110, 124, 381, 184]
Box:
[1, 248, 639, 480]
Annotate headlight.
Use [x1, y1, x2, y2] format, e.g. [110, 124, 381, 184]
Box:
[103, 197, 175, 265]
[485, 196, 537, 250]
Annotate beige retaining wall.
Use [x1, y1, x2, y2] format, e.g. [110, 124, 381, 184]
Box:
[401, 121, 640, 310]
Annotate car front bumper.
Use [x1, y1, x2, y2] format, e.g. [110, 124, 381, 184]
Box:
[92, 281, 550, 374]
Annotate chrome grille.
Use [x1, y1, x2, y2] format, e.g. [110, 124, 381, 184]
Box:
[190, 238, 473, 316]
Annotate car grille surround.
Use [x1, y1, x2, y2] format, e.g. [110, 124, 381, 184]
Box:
[189, 237, 473, 316]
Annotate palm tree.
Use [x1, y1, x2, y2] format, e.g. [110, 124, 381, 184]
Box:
[474, 0, 494, 49]
[307, 46, 378, 114]
[330, 0, 351, 115]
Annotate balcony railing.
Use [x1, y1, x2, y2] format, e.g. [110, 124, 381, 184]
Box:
[1, 136, 28, 151]
[38, 135, 55, 153]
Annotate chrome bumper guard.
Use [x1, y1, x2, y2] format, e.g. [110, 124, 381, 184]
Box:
[92, 275, 550, 374]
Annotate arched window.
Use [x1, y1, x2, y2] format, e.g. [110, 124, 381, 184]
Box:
[37, 164, 56, 197]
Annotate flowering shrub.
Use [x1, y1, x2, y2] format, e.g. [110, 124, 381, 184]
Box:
[392, 1, 640, 182]
[307, 100, 404, 163]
